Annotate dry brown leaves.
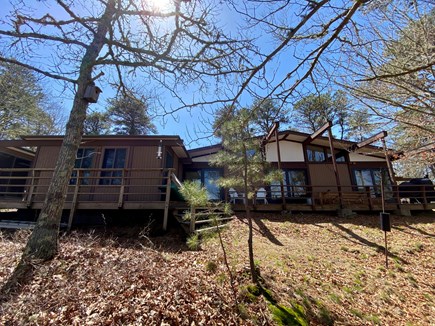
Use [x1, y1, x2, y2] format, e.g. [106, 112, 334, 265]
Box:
[0, 212, 434, 325]
[0, 229, 268, 325]
[212, 212, 435, 325]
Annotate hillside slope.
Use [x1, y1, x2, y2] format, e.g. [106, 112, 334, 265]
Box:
[0, 212, 433, 325]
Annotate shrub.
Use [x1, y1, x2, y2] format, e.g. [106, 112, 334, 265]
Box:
[186, 233, 201, 250]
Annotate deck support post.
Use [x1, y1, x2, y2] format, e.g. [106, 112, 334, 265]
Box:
[118, 169, 126, 208]
[163, 169, 172, 231]
[68, 170, 80, 231]
[327, 126, 343, 208]
[26, 169, 36, 207]
[274, 122, 286, 210]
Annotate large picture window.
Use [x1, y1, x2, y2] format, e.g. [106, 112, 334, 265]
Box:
[270, 169, 307, 198]
[353, 168, 391, 196]
[99, 148, 127, 185]
[70, 148, 94, 185]
[184, 169, 222, 200]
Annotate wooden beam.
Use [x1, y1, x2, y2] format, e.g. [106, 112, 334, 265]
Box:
[381, 137, 397, 186]
[327, 127, 343, 207]
[264, 121, 280, 143]
[163, 169, 172, 231]
[303, 121, 332, 145]
[350, 131, 388, 151]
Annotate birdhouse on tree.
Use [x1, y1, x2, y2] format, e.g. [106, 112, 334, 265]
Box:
[83, 83, 102, 103]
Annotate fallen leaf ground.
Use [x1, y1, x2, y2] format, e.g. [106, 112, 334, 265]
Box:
[0, 212, 434, 325]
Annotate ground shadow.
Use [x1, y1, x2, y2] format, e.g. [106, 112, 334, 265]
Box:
[402, 223, 435, 238]
[330, 223, 408, 264]
[235, 214, 284, 246]
[252, 217, 284, 246]
[245, 211, 435, 229]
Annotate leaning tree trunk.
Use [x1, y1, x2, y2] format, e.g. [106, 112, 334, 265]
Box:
[21, 1, 116, 262]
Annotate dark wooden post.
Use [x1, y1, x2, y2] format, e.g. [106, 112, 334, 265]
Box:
[26, 169, 36, 207]
[163, 169, 172, 231]
[421, 185, 427, 210]
[274, 122, 286, 210]
[381, 137, 397, 186]
[365, 186, 373, 210]
[327, 126, 342, 208]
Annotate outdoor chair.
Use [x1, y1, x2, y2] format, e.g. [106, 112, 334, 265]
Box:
[229, 188, 245, 204]
[254, 187, 268, 204]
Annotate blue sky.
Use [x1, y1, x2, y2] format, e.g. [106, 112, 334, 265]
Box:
[1, 0, 396, 149]
[1, 1, 258, 149]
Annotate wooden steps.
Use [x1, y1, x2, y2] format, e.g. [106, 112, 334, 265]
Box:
[172, 206, 234, 234]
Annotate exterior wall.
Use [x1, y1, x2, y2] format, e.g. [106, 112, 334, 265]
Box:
[30, 141, 182, 204]
[308, 164, 338, 194]
[307, 164, 353, 196]
[33, 146, 60, 201]
[349, 152, 386, 162]
[266, 141, 305, 162]
[127, 145, 162, 202]
[192, 153, 216, 163]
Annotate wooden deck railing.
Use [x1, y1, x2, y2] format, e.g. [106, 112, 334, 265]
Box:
[229, 183, 435, 211]
[1, 168, 434, 214]
[0, 167, 178, 203]
[0, 167, 182, 229]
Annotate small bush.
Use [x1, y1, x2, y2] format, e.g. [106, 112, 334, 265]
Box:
[205, 261, 218, 273]
[179, 181, 208, 207]
[186, 234, 201, 250]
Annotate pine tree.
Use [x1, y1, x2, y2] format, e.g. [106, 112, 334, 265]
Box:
[107, 96, 156, 135]
[211, 108, 280, 284]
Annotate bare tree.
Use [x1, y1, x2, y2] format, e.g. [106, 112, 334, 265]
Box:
[332, 1, 434, 176]
[0, 0, 249, 291]
[227, 1, 432, 175]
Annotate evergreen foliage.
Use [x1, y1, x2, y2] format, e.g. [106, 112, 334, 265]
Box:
[83, 111, 110, 135]
[292, 91, 349, 139]
[211, 107, 281, 284]
[107, 95, 156, 135]
[0, 62, 60, 139]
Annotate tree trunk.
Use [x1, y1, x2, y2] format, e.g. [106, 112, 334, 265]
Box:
[243, 144, 258, 284]
[22, 0, 117, 261]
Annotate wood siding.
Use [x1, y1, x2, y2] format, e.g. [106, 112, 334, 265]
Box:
[128, 146, 162, 202]
[33, 146, 60, 201]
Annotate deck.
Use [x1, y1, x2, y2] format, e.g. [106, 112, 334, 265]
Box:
[1, 168, 434, 230]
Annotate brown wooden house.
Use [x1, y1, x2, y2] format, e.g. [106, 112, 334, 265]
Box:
[0, 131, 433, 230]
[0, 135, 189, 229]
[185, 129, 434, 213]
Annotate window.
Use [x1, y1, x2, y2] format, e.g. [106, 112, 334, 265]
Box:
[271, 169, 307, 198]
[184, 169, 222, 200]
[70, 148, 95, 185]
[353, 168, 391, 196]
[307, 145, 346, 162]
[99, 148, 127, 185]
[307, 145, 325, 162]
[327, 149, 346, 162]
